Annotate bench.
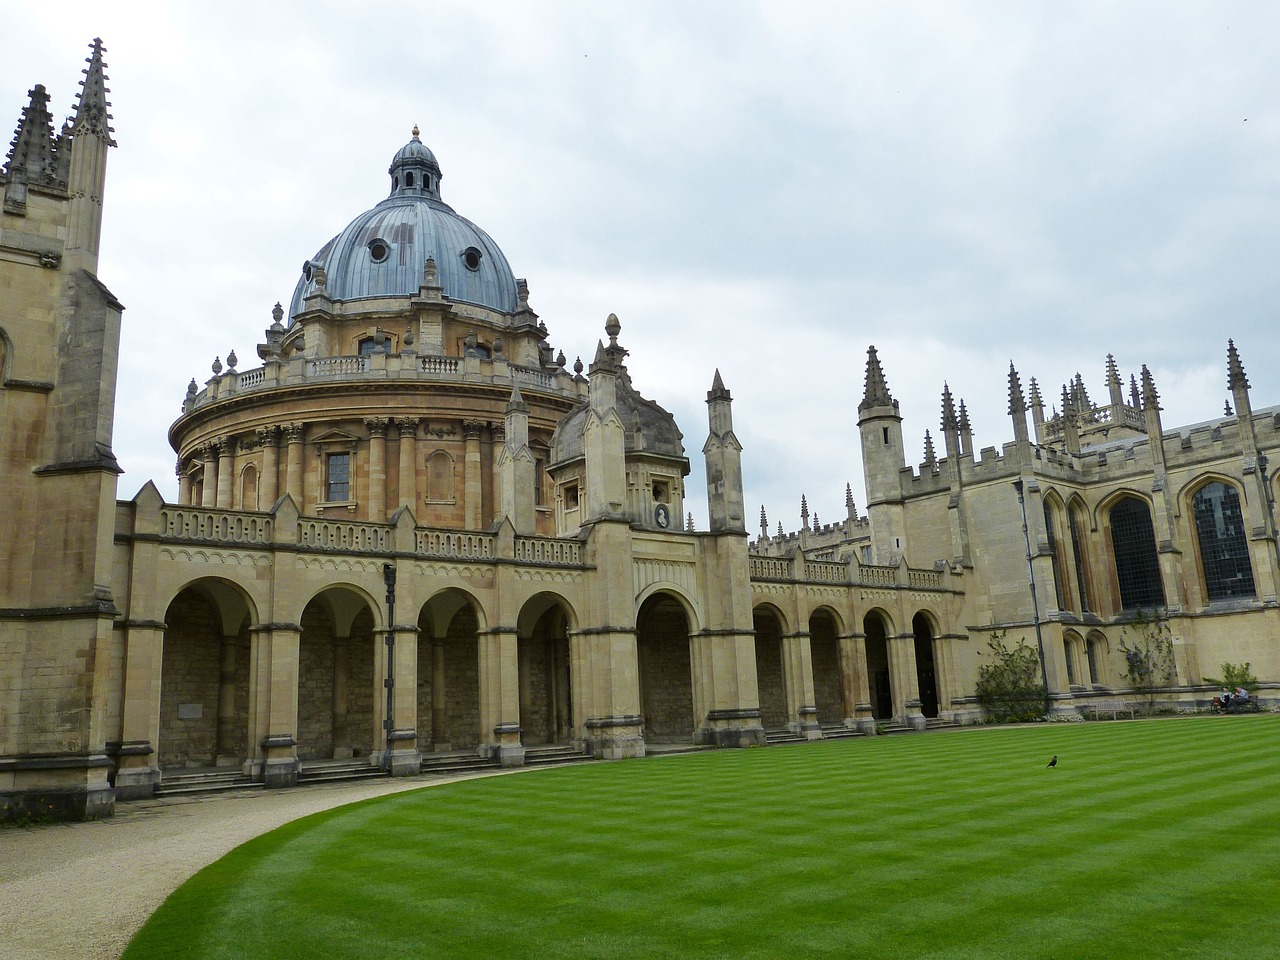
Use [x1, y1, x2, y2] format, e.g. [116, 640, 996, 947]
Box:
[1220, 698, 1261, 715]
[1083, 699, 1136, 720]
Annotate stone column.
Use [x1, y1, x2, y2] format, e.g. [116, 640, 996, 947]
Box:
[261, 624, 301, 788]
[490, 421, 505, 528]
[200, 444, 217, 507]
[839, 633, 876, 733]
[384, 625, 421, 776]
[463, 419, 484, 529]
[215, 630, 239, 766]
[177, 460, 192, 506]
[258, 426, 280, 508]
[479, 628, 523, 766]
[782, 632, 821, 739]
[431, 641, 447, 750]
[284, 423, 305, 507]
[889, 633, 923, 728]
[397, 417, 419, 510]
[215, 437, 234, 508]
[114, 620, 166, 799]
[332, 636, 350, 757]
[365, 418, 388, 520]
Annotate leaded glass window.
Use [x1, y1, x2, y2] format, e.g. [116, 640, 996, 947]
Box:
[326, 452, 351, 502]
[1109, 498, 1165, 611]
[1192, 481, 1255, 601]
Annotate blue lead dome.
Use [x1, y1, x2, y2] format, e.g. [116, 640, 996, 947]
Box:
[287, 127, 519, 321]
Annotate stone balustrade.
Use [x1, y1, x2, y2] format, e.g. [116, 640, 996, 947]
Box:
[183, 352, 581, 415]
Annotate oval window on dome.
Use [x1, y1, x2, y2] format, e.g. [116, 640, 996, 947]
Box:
[462, 246, 483, 271]
[369, 239, 390, 263]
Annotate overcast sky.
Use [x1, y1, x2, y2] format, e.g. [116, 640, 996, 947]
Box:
[5, 2, 1279, 535]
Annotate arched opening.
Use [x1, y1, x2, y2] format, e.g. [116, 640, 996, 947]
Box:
[752, 606, 788, 731]
[1191, 480, 1255, 602]
[297, 589, 376, 761]
[417, 590, 483, 753]
[636, 592, 694, 743]
[1086, 632, 1108, 686]
[240, 463, 259, 511]
[159, 582, 252, 771]
[1063, 630, 1083, 687]
[864, 611, 893, 720]
[517, 594, 573, 746]
[426, 450, 455, 503]
[912, 612, 939, 719]
[809, 608, 844, 725]
[1068, 499, 1095, 614]
[1108, 496, 1165, 611]
[1043, 495, 1069, 611]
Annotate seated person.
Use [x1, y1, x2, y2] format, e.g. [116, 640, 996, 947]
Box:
[1234, 686, 1250, 704]
[1217, 687, 1232, 712]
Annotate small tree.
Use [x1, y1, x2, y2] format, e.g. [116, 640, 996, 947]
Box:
[975, 632, 1048, 723]
[1117, 612, 1176, 713]
[1202, 662, 1259, 693]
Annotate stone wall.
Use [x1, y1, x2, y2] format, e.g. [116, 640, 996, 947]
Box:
[159, 594, 221, 768]
[637, 603, 693, 741]
[811, 633, 844, 724]
[298, 604, 335, 760]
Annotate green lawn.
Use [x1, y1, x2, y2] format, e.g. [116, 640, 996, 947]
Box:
[124, 717, 1280, 960]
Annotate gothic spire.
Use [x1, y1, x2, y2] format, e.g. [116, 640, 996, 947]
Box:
[1140, 364, 1161, 411]
[4, 83, 61, 208]
[800, 494, 809, 526]
[845, 483, 855, 514]
[1129, 374, 1141, 409]
[923, 430, 937, 467]
[958, 399, 971, 435]
[1007, 362, 1026, 415]
[859, 345, 894, 412]
[941, 383, 958, 431]
[70, 38, 115, 145]
[1105, 353, 1121, 389]
[1227, 339, 1249, 391]
[1028, 377, 1043, 409]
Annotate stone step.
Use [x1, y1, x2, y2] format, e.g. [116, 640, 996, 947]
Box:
[296, 758, 384, 783]
[154, 769, 262, 797]
[420, 753, 502, 776]
[764, 730, 806, 745]
[523, 745, 591, 766]
[819, 725, 866, 740]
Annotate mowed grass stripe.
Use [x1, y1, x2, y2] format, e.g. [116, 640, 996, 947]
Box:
[124, 717, 1280, 960]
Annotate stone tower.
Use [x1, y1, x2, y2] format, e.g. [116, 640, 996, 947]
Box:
[857, 346, 907, 564]
[0, 40, 121, 820]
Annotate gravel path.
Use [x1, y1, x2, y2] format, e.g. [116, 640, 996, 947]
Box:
[0, 772, 514, 960]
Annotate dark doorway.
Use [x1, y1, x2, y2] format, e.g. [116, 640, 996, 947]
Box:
[864, 612, 892, 720]
[912, 612, 939, 719]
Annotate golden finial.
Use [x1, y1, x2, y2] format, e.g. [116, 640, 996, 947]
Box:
[411, 124, 420, 139]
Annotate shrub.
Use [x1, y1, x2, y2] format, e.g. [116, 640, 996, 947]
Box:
[975, 632, 1048, 723]
[1118, 612, 1176, 714]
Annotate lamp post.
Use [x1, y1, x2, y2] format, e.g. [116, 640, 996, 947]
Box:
[382, 562, 397, 773]
[1013, 480, 1050, 699]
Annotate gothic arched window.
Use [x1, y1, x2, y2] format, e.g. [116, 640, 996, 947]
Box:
[1044, 499, 1068, 611]
[1192, 481, 1255, 601]
[1109, 497, 1165, 611]
[1068, 502, 1094, 614]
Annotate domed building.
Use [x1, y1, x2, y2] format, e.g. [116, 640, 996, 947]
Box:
[170, 127, 584, 534]
[7, 44, 1278, 823]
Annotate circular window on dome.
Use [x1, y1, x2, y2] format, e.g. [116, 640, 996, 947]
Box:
[368, 239, 390, 263]
[462, 246, 483, 272]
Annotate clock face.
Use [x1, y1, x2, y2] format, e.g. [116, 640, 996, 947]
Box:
[655, 503, 670, 529]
